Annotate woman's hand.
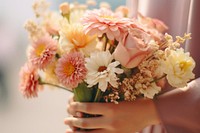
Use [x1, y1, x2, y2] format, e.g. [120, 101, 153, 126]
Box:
[64, 98, 160, 133]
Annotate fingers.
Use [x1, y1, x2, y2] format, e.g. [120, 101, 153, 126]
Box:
[67, 96, 83, 117]
[85, 130, 107, 133]
[69, 102, 114, 115]
[66, 129, 107, 133]
[64, 116, 107, 129]
[67, 105, 80, 117]
[68, 96, 75, 105]
[67, 106, 84, 118]
[65, 129, 73, 133]
[66, 125, 77, 131]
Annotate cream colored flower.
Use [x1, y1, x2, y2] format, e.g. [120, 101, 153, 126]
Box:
[24, 20, 47, 41]
[85, 51, 123, 92]
[86, 0, 97, 6]
[162, 48, 195, 88]
[99, 2, 111, 9]
[42, 12, 63, 35]
[115, 6, 129, 17]
[59, 2, 70, 15]
[43, 61, 59, 85]
[32, 0, 50, 18]
[70, 5, 86, 24]
[59, 23, 101, 56]
[139, 83, 161, 99]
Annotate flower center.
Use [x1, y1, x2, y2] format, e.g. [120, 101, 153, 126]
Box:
[98, 66, 107, 72]
[101, 15, 115, 20]
[179, 61, 192, 71]
[35, 44, 46, 56]
[66, 25, 94, 49]
[64, 62, 75, 76]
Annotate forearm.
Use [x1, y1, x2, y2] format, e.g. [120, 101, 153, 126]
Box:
[154, 78, 200, 133]
[144, 99, 161, 126]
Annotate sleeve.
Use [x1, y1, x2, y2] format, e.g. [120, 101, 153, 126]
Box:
[154, 78, 200, 133]
[135, 0, 191, 37]
[154, 0, 200, 132]
[185, 0, 200, 78]
[132, 0, 200, 132]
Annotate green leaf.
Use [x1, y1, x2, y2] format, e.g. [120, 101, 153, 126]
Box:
[74, 82, 93, 102]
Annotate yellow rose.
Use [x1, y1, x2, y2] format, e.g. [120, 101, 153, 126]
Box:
[162, 48, 195, 88]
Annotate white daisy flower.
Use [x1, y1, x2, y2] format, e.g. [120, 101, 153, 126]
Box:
[85, 51, 124, 92]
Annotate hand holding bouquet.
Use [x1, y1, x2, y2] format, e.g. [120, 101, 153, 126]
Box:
[19, 0, 195, 105]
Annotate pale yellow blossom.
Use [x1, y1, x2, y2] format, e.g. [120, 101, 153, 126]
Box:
[99, 2, 111, 9]
[24, 20, 47, 41]
[32, 0, 50, 18]
[161, 48, 195, 88]
[139, 83, 161, 99]
[59, 2, 70, 15]
[43, 61, 59, 86]
[59, 23, 102, 56]
[86, 0, 97, 6]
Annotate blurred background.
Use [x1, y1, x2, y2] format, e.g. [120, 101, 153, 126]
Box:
[0, 0, 125, 133]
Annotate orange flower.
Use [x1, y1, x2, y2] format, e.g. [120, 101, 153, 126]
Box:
[59, 24, 99, 56]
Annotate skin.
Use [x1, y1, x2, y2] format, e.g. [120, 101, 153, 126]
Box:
[65, 98, 160, 133]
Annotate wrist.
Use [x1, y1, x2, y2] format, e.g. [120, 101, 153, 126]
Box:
[146, 99, 161, 125]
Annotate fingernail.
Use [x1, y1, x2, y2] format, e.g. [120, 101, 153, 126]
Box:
[76, 112, 82, 117]
[64, 119, 69, 124]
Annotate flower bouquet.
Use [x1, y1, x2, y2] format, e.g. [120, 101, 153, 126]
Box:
[19, 0, 195, 106]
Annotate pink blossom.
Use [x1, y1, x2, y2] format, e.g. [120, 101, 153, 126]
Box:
[29, 35, 57, 69]
[81, 8, 131, 41]
[55, 52, 87, 89]
[138, 13, 168, 33]
[114, 28, 152, 68]
[152, 18, 168, 33]
[45, 23, 59, 36]
[19, 63, 41, 98]
[137, 13, 168, 40]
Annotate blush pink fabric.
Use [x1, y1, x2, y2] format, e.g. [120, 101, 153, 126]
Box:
[127, 0, 200, 132]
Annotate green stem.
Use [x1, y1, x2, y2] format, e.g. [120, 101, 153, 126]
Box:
[39, 81, 73, 93]
[62, 13, 70, 24]
[104, 34, 109, 51]
[150, 74, 167, 83]
[94, 88, 102, 102]
[109, 39, 118, 54]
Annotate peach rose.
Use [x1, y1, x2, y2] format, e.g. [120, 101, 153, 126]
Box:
[137, 13, 168, 33]
[136, 13, 168, 41]
[152, 18, 168, 33]
[113, 28, 152, 68]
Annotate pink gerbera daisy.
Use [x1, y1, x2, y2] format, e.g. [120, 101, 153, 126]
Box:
[81, 8, 130, 41]
[19, 63, 41, 98]
[29, 35, 57, 69]
[55, 52, 87, 89]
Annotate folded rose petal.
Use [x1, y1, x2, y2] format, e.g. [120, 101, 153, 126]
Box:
[114, 28, 152, 68]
